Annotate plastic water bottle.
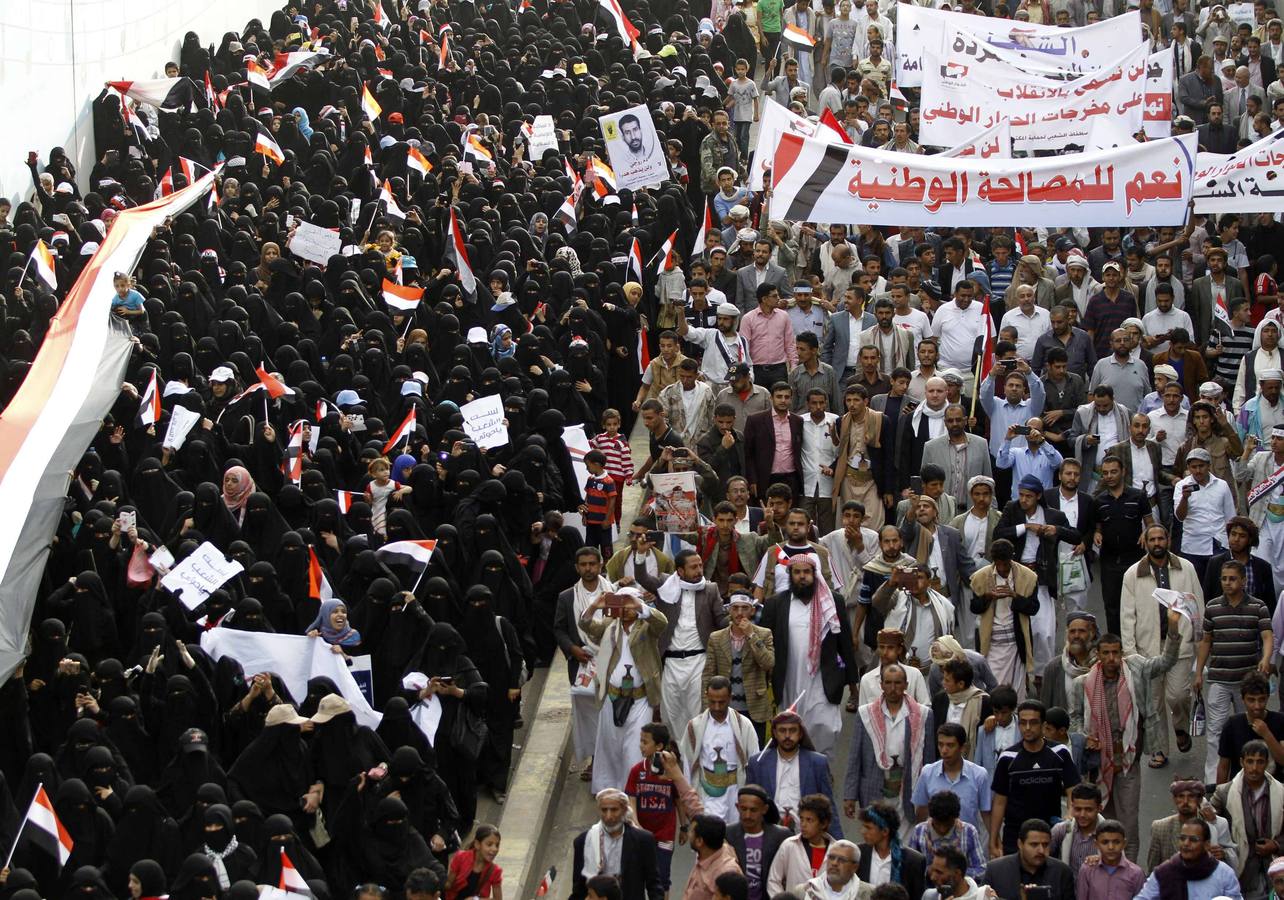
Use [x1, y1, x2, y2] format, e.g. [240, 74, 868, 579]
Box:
[1191, 695, 1206, 737]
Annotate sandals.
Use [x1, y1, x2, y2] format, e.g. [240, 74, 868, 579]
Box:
[1149, 751, 1169, 769]
[579, 760, 594, 781]
[1175, 730, 1192, 753]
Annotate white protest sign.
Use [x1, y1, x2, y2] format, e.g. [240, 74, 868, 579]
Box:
[201, 628, 382, 728]
[649, 471, 699, 533]
[599, 104, 668, 190]
[162, 405, 202, 450]
[161, 541, 244, 610]
[460, 394, 509, 449]
[918, 43, 1149, 150]
[896, 5, 1140, 86]
[1228, 2, 1255, 25]
[528, 115, 559, 160]
[148, 545, 175, 575]
[288, 220, 342, 265]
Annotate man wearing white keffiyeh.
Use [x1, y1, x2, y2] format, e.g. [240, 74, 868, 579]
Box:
[571, 788, 664, 900]
[762, 553, 859, 757]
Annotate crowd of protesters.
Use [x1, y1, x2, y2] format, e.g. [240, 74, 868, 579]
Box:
[0, 0, 1284, 894]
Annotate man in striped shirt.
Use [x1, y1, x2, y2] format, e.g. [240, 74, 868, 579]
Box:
[1209, 299, 1255, 393]
[1194, 559, 1274, 783]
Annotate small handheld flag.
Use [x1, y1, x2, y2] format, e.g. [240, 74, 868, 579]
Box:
[30, 239, 57, 290]
[445, 208, 477, 297]
[361, 84, 383, 121]
[382, 279, 423, 311]
[691, 198, 714, 257]
[383, 407, 417, 455]
[255, 365, 292, 399]
[139, 370, 162, 426]
[407, 145, 432, 176]
[307, 546, 333, 601]
[255, 126, 285, 166]
[5, 784, 72, 869]
[655, 230, 678, 276]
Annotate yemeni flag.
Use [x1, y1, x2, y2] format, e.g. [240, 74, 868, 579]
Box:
[1013, 230, 1029, 257]
[782, 23, 816, 47]
[976, 293, 996, 384]
[280, 847, 313, 895]
[283, 422, 305, 484]
[565, 158, 584, 202]
[375, 539, 437, 573]
[204, 71, 221, 110]
[589, 157, 616, 197]
[372, 0, 392, 30]
[361, 84, 383, 121]
[383, 408, 417, 455]
[637, 329, 652, 376]
[17, 784, 73, 867]
[464, 134, 493, 166]
[439, 31, 451, 68]
[105, 78, 197, 111]
[554, 192, 578, 233]
[382, 279, 423, 312]
[30, 239, 57, 290]
[245, 59, 272, 93]
[626, 238, 644, 284]
[819, 108, 852, 144]
[363, 145, 375, 169]
[255, 365, 292, 398]
[770, 131, 853, 223]
[535, 867, 557, 898]
[177, 156, 201, 185]
[655, 230, 678, 276]
[138, 369, 162, 426]
[269, 50, 329, 86]
[255, 126, 286, 166]
[157, 167, 175, 198]
[379, 180, 406, 221]
[407, 145, 432, 176]
[336, 490, 361, 513]
[444, 207, 477, 297]
[598, 0, 640, 44]
[307, 546, 334, 601]
[315, 399, 330, 422]
[691, 197, 714, 257]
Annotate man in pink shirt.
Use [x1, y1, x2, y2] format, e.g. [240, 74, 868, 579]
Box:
[741, 284, 798, 388]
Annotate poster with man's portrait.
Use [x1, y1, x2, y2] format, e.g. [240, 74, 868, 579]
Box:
[650, 471, 698, 533]
[599, 104, 668, 191]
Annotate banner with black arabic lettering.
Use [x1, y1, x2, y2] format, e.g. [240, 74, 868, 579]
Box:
[895, 5, 1140, 87]
[918, 43, 1149, 150]
[770, 130, 1195, 227]
[1192, 129, 1284, 214]
[941, 30, 1173, 138]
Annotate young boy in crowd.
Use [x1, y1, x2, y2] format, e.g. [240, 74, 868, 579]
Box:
[590, 408, 634, 524]
[580, 450, 619, 557]
[974, 686, 1019, 777]
[626, 723, 680, 899]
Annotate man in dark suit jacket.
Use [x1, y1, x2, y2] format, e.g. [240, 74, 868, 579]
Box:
[1043, 460, 1101, 570]
[995, 476, 1080, 600]
[570, 790, 663, 900]
[746, 710, 843, 837]
[1202, 515, 1276, 606]
[935, 237, 977, 299]
[725, 784, 792, 885]
[744, 384, 803, 501]
[981, 820, 1075, 900]
[855, 802, 927, 900]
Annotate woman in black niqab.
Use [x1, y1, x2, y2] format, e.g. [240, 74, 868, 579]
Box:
[104, 786, 182, 894]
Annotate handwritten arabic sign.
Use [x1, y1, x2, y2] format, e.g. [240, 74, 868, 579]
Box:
[460, 394, 509, 449]
[895, 5, 1140, 87]
[919, 43, 1149, 150]
[162, 541, 244, 610]
[528, 115, 559, 160]
[1193, 129, 1284, 214]
[772, 129, 1195, 227]
[287, 220, 342, 265]
[162, 405, 201, 450]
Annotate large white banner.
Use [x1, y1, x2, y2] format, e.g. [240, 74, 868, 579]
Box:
[200, 628, 382, 729]
[895, 6, 1141, 87]
[1193, 129, 1284, 214]
[919, 44, 1149, 150]
[771, 130, 1195, 227]
[942, 31, 1173, 138]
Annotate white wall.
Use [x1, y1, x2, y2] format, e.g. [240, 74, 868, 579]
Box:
[0, 0, 267, 206]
